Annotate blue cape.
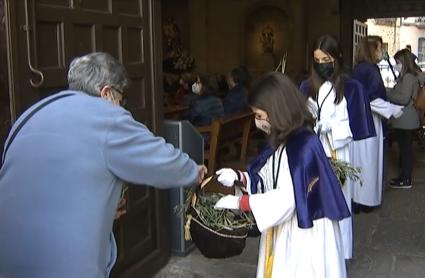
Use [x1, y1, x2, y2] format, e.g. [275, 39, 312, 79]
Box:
[300, 78, 376, 140]
[352, 62, 388, 137]
[352, 62, 387, 101]
[247, 128, 350, 228]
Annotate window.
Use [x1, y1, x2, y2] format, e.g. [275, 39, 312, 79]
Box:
[419, 38, 425, 63]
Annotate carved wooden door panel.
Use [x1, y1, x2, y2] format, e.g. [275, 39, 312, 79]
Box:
[0, 0, 11, 162]
[4, 0, 167, 276]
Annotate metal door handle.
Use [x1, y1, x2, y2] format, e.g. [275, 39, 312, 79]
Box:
[24, 0, 44, 88]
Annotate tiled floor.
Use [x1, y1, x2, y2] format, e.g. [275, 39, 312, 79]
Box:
[155, 142, 425, 278]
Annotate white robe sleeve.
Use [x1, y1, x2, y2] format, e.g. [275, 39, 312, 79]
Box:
[328, 99, 352, 150]
[370, 98, 404, 119]
[307, 98, 318, 119]
[312, 82, 352, 152]
[249, 154, 296, 232]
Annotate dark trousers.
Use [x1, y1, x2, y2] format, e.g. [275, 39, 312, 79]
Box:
[395, 129, 413, 179]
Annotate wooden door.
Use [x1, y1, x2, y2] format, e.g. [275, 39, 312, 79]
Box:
[0, 0, 11, 162]
[4, 0, 168, 276]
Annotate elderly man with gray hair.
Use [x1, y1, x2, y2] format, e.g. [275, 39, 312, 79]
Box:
[0, 52, 206, 277]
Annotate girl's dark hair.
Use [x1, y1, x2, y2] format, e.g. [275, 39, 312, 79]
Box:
[308, 34, 345, 104]
[249, 72, 314, 147]
[394, 48, 421, 78]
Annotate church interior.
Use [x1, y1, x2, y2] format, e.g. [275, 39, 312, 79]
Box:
[1, 0, 425, 277]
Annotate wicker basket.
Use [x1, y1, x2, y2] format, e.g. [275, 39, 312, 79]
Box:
[186, 207, 248, 258]
[183, 176, 251, 259]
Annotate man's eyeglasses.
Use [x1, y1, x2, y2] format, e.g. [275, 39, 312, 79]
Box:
[111, 87, 127, 107]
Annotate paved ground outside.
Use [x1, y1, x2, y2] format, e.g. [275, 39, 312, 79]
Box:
[155, 141, 425, 278]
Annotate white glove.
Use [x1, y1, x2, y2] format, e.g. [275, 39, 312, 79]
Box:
[216, 168, 238, 187]
[214, 195, 240, 210]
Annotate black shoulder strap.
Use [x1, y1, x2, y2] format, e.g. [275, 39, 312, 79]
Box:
[2, 93, 74, 164]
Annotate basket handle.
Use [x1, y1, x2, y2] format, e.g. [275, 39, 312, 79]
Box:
[185, 175, 217, 240]
[184, 215, 193, 240]
[187, 175, 217, 210]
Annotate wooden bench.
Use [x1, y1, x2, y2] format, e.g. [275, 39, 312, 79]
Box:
[197, 111, 254, 193]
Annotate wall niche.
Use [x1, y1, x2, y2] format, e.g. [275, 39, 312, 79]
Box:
[245, 6, 292, 76]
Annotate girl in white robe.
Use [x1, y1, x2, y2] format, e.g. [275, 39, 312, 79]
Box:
[352, 35, 404, 207]
[214, 73, 350, 278]
[350, 99, 402, 206]
[249, 145, 346, 278]
[306, 81, 353, 260]
[302, 36, 354, 259]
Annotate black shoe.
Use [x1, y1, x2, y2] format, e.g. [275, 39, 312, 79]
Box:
[389, 176, 403, 185]
[352, 202, 376, 214]
[352, 202, 361, 215]
[360, 205, 375, 213]
[389, 178, 412, 189]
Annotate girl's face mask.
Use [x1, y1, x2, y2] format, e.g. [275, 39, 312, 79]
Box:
[313, 61, 335, 80]
[255, 118, 271, 134]
[313, 49, 336, 80]
[252, 107, 271, 134]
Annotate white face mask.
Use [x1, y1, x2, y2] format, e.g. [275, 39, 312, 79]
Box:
[255, 118, 271, 134]
[192, 83, 202, 95]
[394, 63, 402, 73]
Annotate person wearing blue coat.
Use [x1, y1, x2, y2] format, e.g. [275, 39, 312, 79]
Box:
[0, 52, 206, 278]
[187, 73, 224, 126]
[223, 67, 249, 115]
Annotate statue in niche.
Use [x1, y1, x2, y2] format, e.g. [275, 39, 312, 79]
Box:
[162, 16, 194, 73]
[258, 24, 276, 70]
[260, 24, 274, 54]
[163, 16, 182, 59]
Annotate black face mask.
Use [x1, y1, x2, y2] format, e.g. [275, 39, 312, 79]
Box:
[313, 62, 335, 80]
